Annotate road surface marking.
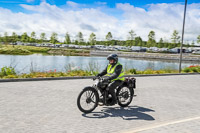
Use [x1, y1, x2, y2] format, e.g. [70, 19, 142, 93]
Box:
[123, 116, 200, 133]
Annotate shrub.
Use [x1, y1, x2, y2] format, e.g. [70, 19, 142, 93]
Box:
[191, 67, 198, 72]
[163, 68, 173, 73]
[3, 75, 18, 79]
[126, 68, 137, 74]
[0, 67, 16, 77]
[183, 67, 191, 73]
[143, 69, 154, 74]
[182, 65, 200, 73]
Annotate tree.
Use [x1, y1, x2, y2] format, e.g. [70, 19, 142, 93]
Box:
[185, 43, 190, 48]
[76, 32, 84, 45]
[157, 38, 164, 48]
[21, 32, 29, 42]
[147, 31, 156, 47]
[106, 32, 112, 41]
[89, 33, 96, 45]
[168, 43, 175, 49]
[50, 32, 58, 44]
[127, 30, 136, 46]
[74, 40, 78, 45]
[0, 34, 2, 42]
[171, 30, 180, 44]
[191, 40, 195, 47]
[11, 32, 18, 43]
[197, 35, 200, 44]
[4, 32, 8, 44]
[64, 32, 71, 44]
[159, 38, 163, 43]
[29, 31, 36, 43]
[128, 30, 136, 40]
[40, 33, 46, 43]
[135, 36, 143, 46]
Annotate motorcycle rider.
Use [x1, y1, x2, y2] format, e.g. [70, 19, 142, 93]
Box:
[96, 54, 125, 105]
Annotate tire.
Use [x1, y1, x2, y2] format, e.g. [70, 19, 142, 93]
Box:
[116, 86, 134, 107]
[77, 87, 99, 113]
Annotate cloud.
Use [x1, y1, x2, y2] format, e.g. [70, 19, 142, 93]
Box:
[66, 1, 79, 8]
[0, 1, 200, 43]
[95, 2, 107, 5]
[116, 3, 200, 42]
[0, 2, 118, 41]
[80, 23, 97, 32]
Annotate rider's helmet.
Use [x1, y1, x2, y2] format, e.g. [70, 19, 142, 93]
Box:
[107, 54, 118, 64]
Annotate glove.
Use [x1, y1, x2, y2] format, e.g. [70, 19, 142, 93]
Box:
[103, 77, 110, 82]
[93, 74, 100, 80]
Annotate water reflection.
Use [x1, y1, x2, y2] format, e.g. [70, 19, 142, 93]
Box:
[0, 54, 199, 73]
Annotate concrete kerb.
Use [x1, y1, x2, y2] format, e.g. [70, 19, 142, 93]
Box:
[0, 76, 94, 83]
[128, 72, 200, 77]
[0, 73, 199, 83]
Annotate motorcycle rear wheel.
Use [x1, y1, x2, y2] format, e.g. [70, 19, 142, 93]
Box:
[116, 86, 133, 107]
[77, 87, 99, 113]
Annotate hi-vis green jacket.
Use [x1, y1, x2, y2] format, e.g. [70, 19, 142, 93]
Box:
[98, 62, 125, 81]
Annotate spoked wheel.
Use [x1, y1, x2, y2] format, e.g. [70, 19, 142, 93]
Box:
[77, 87, 99, 113]
[116, 86, 134, 107]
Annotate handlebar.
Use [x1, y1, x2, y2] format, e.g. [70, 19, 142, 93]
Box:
[92, 76, 102, 81]
[92, 76, 111, 84]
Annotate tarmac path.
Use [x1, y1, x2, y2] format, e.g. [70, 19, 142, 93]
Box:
[0, 75, 200, 133]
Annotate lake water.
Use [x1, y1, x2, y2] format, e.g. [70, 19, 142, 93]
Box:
[0, 54, 199, 74]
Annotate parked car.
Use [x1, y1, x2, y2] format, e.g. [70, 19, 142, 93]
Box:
[192, 50, 200, 54]
[131, 46, 142, 52]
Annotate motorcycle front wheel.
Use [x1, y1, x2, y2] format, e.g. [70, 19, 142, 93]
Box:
[77, 87, 99, 113]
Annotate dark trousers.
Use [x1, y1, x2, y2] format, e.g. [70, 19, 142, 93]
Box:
[107, 80, 123, 102]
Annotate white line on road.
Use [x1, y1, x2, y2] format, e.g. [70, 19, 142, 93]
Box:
[123, 116, 200, 133]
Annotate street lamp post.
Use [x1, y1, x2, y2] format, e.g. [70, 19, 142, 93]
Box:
[179, 0, 187, 73]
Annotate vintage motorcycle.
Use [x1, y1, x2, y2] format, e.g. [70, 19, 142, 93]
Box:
[77, 76, 136, 113]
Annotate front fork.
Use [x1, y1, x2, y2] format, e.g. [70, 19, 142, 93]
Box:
[103, 90, 109, 105]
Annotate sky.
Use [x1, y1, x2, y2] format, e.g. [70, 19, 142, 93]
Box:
[0, 0, 200, 44]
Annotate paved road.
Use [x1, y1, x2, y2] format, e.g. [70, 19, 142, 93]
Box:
[0, 75, 200, 133]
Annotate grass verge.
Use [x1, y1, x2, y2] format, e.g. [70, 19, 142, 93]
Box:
[0, 44, 89, 56]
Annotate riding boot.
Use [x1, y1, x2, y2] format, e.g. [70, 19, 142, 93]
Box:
[109, 89, 117, 105]
[98, 95, 104, 106]
[112, 93, 117, 104]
